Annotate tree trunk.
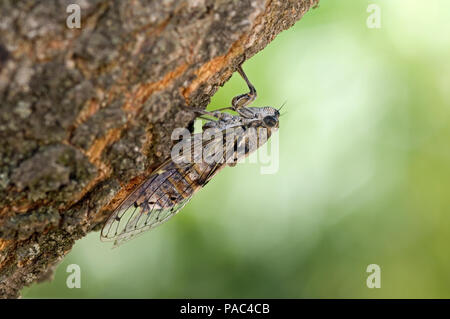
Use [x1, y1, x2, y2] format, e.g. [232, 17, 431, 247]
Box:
[0, 0, 318, 298]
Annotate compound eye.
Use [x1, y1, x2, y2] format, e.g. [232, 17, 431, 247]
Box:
[263, 115, 277, 128]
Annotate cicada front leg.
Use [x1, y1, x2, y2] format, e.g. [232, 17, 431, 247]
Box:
[231, 64, 257, 110]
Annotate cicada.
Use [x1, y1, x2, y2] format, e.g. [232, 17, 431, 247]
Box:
[101, 64, 280, 246]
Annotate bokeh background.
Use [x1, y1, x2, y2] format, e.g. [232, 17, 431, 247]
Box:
[23, 0, 450, 298]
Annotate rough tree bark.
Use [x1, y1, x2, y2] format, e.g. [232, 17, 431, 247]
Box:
[0, 0, 318, 298]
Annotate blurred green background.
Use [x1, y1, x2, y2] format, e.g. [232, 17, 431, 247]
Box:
[23, 0, 450, 298]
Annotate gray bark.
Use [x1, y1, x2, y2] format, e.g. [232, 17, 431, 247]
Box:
[0, 0, 318, 298]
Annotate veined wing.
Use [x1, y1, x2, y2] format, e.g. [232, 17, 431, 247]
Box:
[101, 133, 226, 247]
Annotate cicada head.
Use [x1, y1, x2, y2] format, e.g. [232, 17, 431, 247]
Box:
[238, 106, 280, 129]
[260, 106, 280, 129]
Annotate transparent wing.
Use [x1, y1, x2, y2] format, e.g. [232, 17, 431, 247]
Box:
[101, 133, 225, 247]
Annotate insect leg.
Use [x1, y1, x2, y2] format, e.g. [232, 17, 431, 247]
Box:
[231, 64, 257, 110]
[186, 107, 218, 118]
[194, 109, 234, 122]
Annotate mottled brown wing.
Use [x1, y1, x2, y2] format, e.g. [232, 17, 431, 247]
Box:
[101, 135, 225, 247]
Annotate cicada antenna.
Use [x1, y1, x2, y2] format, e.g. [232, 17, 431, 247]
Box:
[278, 100, 287, 112]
